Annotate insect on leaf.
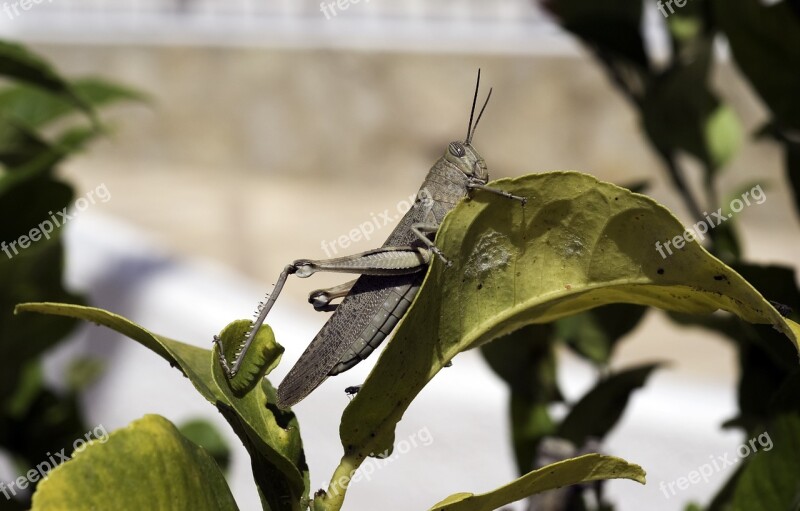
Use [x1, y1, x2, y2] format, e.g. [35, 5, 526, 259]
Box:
[339, 171, 800, 470]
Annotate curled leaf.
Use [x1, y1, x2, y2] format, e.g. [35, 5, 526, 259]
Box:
[216, 320, 283, 396]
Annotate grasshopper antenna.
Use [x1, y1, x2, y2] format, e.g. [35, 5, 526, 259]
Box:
[470, 87, 493, 144]
[466, 69, 492, 145]
[466, 69, 481, 144]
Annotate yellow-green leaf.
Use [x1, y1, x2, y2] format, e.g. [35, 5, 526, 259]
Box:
[340, 171, 800, 466]
[31, 414, 238, 511]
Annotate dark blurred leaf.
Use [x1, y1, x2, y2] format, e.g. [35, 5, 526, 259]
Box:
[482, 324, 561, 403]
[784, 138, 800, 217]
[3, 361, 44, 419]
[3, 385, 88, 504]
[621, 180, 649, 194]
[0, 41, 94, 124]
[556, 304, 647, 365]
[0, 497, 26, 510]
[727, 325, 797, 432]
[482, 324, 560, 472]
[642, 38, 741, 174]
[179, 418, 232, 472]
[557, 364, 662, 446]
[65, 358, 105, 393]
[673, 265, 799, 431]
[725, 372, 800, 511]
[539, 0, 649, 70]
[706, 463, 746, 511]
[711, 221, 742, 264]
[712, 0, 800, 131]
[0, 117, 51, 167]
[0, 178, 83, 407]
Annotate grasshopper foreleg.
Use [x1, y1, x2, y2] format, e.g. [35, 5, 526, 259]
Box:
[308, 279, 358, 312]
[467, 182, 527, 205]
[219, 246, 432, 378]
[411, 223, 452, 267]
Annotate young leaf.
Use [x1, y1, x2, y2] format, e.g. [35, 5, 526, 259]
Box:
[215, 319, 283, 396]
[30, 414, 238, 511]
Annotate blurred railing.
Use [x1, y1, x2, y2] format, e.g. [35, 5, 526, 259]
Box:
[0, 0, 586, 54]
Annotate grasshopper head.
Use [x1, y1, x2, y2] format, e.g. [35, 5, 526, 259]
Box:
[448, 70, 492, 185]
[444, 141, 488, 183]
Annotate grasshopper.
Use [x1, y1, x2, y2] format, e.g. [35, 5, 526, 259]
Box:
[217, 71, 526, 408]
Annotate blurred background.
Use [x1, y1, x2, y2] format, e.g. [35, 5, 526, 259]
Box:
[1, 1, 798, 510]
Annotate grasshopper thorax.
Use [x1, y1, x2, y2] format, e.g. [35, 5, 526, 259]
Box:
[444, 141, 488, 184]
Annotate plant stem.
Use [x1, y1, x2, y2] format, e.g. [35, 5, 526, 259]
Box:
[313, 454, 361, 511]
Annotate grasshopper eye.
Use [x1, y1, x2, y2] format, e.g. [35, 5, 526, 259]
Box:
[448, 142, 466, 158]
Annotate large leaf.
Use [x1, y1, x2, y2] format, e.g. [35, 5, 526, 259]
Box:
[14, 304, 309, 511]
[30, 414, 238, 511]
[328, 172, 799, 506]
[427, 453, 645, 511]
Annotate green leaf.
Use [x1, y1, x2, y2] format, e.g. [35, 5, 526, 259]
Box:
[30, 414, 238, 511]
[0, 40, 95, 124]
[179, 419, 232, 472]
[0, 77, 147, 131]
[426, 454, 645, 511]
[14, 304, 309, 511]
[338, 172, 800, 479]
[557, 363, 662, 445]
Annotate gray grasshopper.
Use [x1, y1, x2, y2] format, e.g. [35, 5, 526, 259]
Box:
[217, 71, 525, 408]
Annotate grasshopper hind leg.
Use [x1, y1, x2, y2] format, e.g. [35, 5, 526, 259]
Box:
[308, 279, 358, 312]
